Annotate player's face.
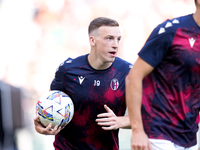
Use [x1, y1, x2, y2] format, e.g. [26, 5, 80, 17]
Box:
[94, 26, 121, 63]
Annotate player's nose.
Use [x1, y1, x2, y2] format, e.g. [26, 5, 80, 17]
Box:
[112, 39, 119, 49]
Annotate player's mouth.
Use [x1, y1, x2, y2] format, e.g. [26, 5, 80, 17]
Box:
[109, 51, 116, 56]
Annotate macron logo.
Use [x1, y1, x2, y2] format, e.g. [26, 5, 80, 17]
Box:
[189, 38, 196, 48]
[78, 76, 85, 85]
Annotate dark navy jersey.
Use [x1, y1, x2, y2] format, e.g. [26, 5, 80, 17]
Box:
[139, 14, 200, 147]
[50, 54, 132, 150]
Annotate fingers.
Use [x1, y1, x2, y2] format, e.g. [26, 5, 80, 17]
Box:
[103, 104, 113, 113]
[96, 117, 113, 126]
[97, 121, 116, 130]
[97, 113, 113, 118]
[40, 124, 61, 135]
[130, 131, 151, 150]
[97, 105, 115, 118]
[34, 116, 38, 125]
[42, 123, 52, 135]
[34, 115, 39, 120]
[96, 104, 119, 130]
[148, 141, 153, 150]
[46, 123, 52, 131]
[49, 125, 61, 135]
[96, 111, 116, 126]
[33, 116, 61, 135]
[96, 120, 115, 126]
[131, 145, 150, 150]
[96, 117, 114, 122]
[101, 126, 115, 130]
[52, 125, 62, 134]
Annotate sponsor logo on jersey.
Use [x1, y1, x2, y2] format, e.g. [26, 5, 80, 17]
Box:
[78, 76, 85, 85]
[189, 37, 196, 48]
[110, 78, 119, 91]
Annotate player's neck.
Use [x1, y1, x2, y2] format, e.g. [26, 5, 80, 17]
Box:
[88, 53, 112, 70]
[193, 9, 200, 27]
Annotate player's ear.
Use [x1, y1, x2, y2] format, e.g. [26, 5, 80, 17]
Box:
[89, 36, 96, 46]
[196, 0, 200, 6]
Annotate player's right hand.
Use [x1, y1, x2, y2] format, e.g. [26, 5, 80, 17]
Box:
[131, 130, 152, 150]
[34, 115, 62, 135]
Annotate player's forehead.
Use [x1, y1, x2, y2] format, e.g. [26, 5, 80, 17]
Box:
[97, 26, 121, 37]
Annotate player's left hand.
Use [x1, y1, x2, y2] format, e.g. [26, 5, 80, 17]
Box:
[96, 104, 122, 130]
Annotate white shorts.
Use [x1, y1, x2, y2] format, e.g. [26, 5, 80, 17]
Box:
[149, 139, 198, 150]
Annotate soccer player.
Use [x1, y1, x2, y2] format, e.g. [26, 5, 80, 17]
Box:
[126, 0, 200, 150]
[34, 17, 132, 150]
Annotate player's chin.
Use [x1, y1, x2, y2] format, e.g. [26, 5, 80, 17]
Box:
[106, 57, 115, 63]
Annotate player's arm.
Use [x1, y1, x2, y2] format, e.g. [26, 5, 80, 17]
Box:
[126, 57, 154, 150]
[34, 115, 62, 135]
[96, 104, 131, 130]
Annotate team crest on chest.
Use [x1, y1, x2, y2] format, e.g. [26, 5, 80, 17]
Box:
[110, 78, 119, 91]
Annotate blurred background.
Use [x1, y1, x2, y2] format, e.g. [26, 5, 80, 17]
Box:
[0, 0, 197, 150]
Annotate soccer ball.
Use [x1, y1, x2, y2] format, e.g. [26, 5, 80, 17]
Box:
[36, 90, 74, 129]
